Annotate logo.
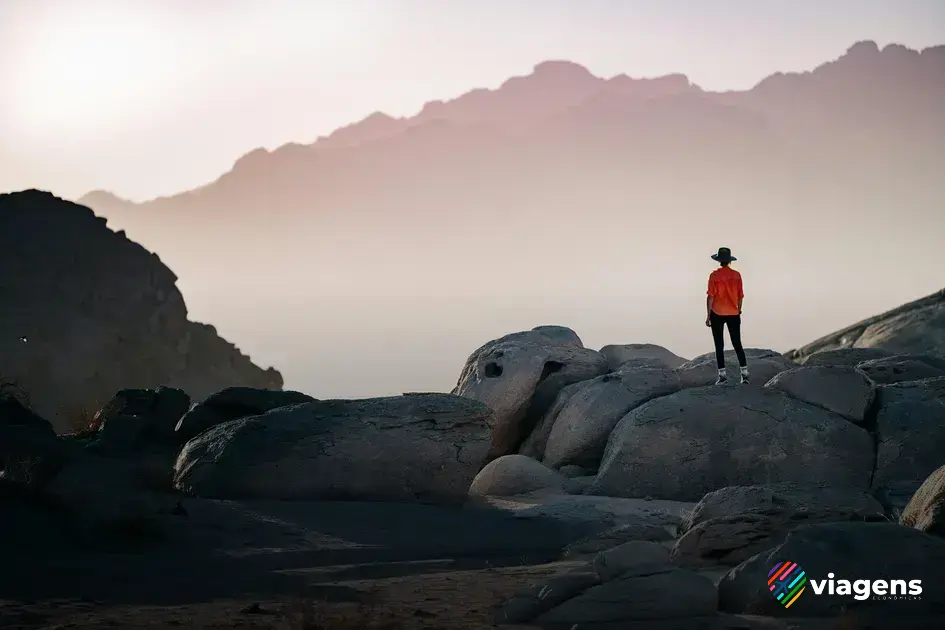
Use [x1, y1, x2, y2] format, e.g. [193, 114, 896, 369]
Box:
[768, 561, 807, 608]
[768, 562, 923, 607]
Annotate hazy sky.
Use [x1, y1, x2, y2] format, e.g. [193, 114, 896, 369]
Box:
[2, 0, 944, 201]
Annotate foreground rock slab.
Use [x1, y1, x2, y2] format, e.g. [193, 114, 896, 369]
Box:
[174, 393, 494, 503]
[536, 566, 718, 624]
[673, 483, 887, 568]
[718, 522, 945, 617]
[872, 377, 945, 492]
[589, 386, 874, 501]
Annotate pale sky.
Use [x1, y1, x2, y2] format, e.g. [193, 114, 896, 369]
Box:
[2, 0, 944, 201]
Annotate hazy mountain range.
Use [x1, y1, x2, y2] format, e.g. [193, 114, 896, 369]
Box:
[75, 40, 945, 398]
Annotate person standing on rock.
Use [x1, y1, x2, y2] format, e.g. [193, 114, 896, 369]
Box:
[705, 247, 749, 385]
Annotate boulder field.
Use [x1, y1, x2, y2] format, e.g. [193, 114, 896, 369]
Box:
[4, 290, 945, 627]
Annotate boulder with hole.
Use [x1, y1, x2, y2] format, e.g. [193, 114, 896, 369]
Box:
[452, 327, 608, 461]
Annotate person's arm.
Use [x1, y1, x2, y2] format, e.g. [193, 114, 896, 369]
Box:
[737, 275, 745, 314]
[706, 276, 715, 322]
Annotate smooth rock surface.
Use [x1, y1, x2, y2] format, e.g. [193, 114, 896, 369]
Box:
[590, 386, 874, 501]
[872, 377, 945, 491]
[599, 343, 688, 371]
[763, 366, 875, 423]
[539, 368, 682, 469]
[468, 454, 566, 497]
[174, 393, 494, 504]
[675, 349, 794, 388]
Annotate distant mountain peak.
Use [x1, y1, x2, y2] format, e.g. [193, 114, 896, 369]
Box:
[531, 60, 595, 80]
[846, 40, 880, 56]
[77, 189, 133, 208]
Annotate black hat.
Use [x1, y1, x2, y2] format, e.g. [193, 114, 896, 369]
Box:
[711, 247, 736, 263]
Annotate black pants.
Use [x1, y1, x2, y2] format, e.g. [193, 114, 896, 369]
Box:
[710, 312, 747, 369]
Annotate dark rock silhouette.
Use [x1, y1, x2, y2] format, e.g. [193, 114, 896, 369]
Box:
[0, 190, 283, 432]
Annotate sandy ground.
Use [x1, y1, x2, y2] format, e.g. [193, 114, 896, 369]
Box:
[0, 562, 567, 629]
[1, 496, 607, 629]
[7, 495, 937, 629]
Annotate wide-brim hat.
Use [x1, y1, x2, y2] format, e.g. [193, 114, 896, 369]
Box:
[711, 247, 737, 262]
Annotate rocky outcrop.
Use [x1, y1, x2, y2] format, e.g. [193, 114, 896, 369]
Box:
[452, 326, 608, 461]
[598, 344, 687, 371]
[93, 387, 192, 454]
[174, 393, 494, 503]
[718, 522, 945, 617]
[675, 348, 794, 388]
[527, 367, 682, 468]
[901, 464, 945, 537]
[872, 377, 945, 492]
[0, 395, 70, 487]
[856, 355, 945, 384]
[786, 287, 945, 362]
[173, 387, 316, 445]
[0, 190, 283, 433]
[793, 347, 891, 367]
[763, 365, 875, 423]
[499, 560, 717, 625]
[589, 385, 874, 501]
[672, 483, 887, 567]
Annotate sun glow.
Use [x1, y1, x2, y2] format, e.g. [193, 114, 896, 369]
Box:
[7, 4, 182, 137]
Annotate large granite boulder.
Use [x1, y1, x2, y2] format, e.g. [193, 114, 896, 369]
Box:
[718, 522, 945, 617]
[872, 377, 945, 493]
[598, 344, 687, 371]
[0, 396, 68, 487]
[93, 387, 191, 453]
[524, 368, 681, 469]
[0, 190, 283, 433]
[856, 355, 945, 385]
[452, 326, 608, 460]
[793, 347, 891, 367]
[786, 287, 945, 361]
[173, 387, 316, 444]
[901, 464, 945, 537]
[535, 566, 718, 624]
[763, 365, 875, 423]
[675, 348, 794, 388]
[174, 393, 494, 504]
[672, 483, 887, 567]
[468, 454, 566, 497]
[589, 386, 874, 501]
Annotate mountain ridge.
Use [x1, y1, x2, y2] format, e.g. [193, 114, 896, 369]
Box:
[76, 39, 945, 208]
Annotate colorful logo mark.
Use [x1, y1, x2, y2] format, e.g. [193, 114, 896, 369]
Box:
[768, 561, 807, 609]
